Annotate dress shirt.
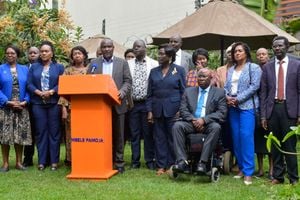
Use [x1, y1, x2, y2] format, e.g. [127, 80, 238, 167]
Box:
[132, 59, 148, 101]
[128, 56, 158, 101]
[275, 56, 288, 100]
[175, 49, 182, 66]
[102, 56, 114, 76]
[197, 86, 210, 117]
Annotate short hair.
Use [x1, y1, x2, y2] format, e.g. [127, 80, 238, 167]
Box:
[70, 46, 89, 66]
[192, 48, 209, 65]
[6, 45, 21, 58]
[158, 43, 176, 63]
[272, 36, 289, 48]
[124, 48, 134, 58]
[231, 42, 252, 64]
[38, 40, 57, 63]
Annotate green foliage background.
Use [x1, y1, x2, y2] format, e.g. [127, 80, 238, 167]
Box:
[0, 0, 79, 65]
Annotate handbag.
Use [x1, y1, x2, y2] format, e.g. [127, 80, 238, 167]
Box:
[187, 133, 207, 153]
[249, 64, 261, 129]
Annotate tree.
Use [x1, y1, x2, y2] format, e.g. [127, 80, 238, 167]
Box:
[238, 0, 278, 22]
[0, 0, 80, 64]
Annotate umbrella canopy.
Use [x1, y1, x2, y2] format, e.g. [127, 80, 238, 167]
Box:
[76, 34, 127, 59]
[152, 0, 300, 50]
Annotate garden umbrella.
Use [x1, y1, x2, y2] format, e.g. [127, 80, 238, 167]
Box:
[152, 0, 300, 63]
[76, 34, 127, 59]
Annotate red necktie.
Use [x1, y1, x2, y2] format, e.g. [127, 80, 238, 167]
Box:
[277, 60, 284, 100]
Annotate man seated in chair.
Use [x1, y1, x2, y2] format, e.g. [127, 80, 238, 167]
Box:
[172, 68, 227, 174]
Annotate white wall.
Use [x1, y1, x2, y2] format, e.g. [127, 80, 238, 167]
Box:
[63, 0, 195, 47]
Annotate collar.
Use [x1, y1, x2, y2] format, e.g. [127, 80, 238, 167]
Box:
[275, 56, 288, 64]
[102, 56, 114, 63]
[199, 85, 210, 93]
[135, 57, 146, 64]
[176, 49, 182, 56]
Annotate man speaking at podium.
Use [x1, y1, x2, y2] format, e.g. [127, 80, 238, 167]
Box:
[87, 38, 132, 174]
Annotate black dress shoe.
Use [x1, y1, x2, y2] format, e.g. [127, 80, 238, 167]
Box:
[22, 161, 33, 167]
[290, 180, 298, 186]
[117, 167, 125, 174]
[130, 164, 140, 169]
[173, 160, 189, 173]
[146, 162, 156, 170]
[196, 162, 207, 174]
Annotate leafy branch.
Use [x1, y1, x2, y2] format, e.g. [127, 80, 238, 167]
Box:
[265, 126, 300, 155]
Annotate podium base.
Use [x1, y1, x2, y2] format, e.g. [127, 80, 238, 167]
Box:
[66, 170, 118, 180]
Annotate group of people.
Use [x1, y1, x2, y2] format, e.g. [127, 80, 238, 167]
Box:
[0, 35, 298, 187]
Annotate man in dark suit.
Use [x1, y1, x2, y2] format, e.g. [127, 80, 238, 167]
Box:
[23, 46, 40, 167]
[260, 36, 299, 185]
[172, 68, 227, 174]
[169, 35, 193, 73]
[87, 38, 132, 173]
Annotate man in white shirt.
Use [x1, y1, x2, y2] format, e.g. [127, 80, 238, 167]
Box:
[128, 40, 158, 170]
[169, 35, 193, 73]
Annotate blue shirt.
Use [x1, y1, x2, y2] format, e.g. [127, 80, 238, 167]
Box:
[102, 57, 113, 76]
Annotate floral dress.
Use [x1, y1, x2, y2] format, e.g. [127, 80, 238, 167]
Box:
[0, 69, 31, 145]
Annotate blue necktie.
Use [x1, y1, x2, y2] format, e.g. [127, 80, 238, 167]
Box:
[194, 90, 207, 118]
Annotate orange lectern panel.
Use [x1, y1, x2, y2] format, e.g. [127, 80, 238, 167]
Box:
[58, 75, 120, 180]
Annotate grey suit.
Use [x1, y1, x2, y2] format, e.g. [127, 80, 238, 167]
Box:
[172, 86, 227, 162]
[180, 50, 193, 73]
[87, 56, 132, 168]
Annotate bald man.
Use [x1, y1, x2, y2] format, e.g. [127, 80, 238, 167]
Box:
[23, 46, 40, 167]
[256, 48, 269, 67]
[169, 35, 193, 73]
[172, 68, 227, 174]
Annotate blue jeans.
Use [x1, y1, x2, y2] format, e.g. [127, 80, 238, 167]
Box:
[229, 107, 255, 176]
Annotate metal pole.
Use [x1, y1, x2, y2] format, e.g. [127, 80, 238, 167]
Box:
[220, 36, 224, 66]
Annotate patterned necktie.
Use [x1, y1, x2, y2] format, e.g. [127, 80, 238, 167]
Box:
[194, 89, 207, 118]
[277, 60, 285, 100]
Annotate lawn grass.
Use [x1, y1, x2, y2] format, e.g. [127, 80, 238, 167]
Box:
[0, 143, 299, 200]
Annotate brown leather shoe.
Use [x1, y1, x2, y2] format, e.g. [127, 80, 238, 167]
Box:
[270, 179, 283, 185]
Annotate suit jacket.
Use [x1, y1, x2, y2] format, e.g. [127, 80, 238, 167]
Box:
[146, 63, 186, 118]
[87, 56, 132, 114]
[27, 62, 64, 104]
[180, 50, 194, 73]
[260, 56, 300, 119]
[0, 63, 30, 107]
[224, 62, 262, 110]
[180, 86, 227, 124]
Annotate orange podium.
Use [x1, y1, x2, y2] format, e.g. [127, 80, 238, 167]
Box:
[58, 74, 120, 180]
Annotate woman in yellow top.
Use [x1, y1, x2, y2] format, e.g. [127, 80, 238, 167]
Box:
[58, 46, 89, 166]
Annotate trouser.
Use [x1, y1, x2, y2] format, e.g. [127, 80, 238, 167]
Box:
[229, 107, 255, 176]
[32, 104, 61, 165]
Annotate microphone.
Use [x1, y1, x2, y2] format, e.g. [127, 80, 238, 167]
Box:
[91, 63, 98, 74]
